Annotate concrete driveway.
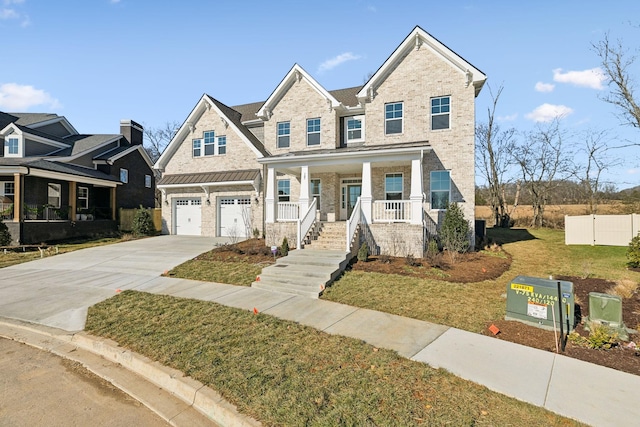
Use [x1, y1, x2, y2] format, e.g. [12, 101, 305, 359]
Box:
[0, 236, 224, 332]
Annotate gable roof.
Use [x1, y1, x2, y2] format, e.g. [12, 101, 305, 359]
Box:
[93, 143, 154, 169]
[256, 64, 343, 120]
[357, 26, 486, 102]
[154, 94, 269, 171]
[8, 113, 78, 136]
[232, 101, 264, 123]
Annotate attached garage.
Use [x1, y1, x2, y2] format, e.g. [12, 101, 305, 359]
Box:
[174, 198, 202, 235]
[219, 197, 251, 237]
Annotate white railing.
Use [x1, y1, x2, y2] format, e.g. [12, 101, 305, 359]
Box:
[297, 198, 318, 249]
[277, 202, 299, 222]
[372, 200, 411, 223]
[346, 197, 362, 252]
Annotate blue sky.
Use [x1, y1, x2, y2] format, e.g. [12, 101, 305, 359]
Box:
[2, 0, 640, 189]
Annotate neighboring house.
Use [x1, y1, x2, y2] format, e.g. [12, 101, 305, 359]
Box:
[0, 113, 155, 244]
[155, 26, 486, 257]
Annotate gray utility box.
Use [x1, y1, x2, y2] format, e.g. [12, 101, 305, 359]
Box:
[505, 276, 575, 331]
[585, 292, 629, 340]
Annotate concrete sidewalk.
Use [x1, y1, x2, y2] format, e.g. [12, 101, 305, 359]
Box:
[0, 235, 638, 426]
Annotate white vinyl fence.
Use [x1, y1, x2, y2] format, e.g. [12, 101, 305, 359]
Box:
[565, 214, 640, 246]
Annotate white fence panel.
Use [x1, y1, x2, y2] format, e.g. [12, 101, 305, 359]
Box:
[594, 215, 633, 246]
[634, 214, 640, 238]
[564, 215, 594, 245]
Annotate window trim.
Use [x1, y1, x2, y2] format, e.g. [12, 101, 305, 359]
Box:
[120, 168, 129, 184]
[306, 118, 321, 146]
[430, 170, 451, 210]
[384, 173, 403, 200]
[5, 136, 20, 157]
[385, 102, 403, 135]
[203, 130, 215, 156]
[48, 183, 61, 209]
[78, 186, 89, 210]
[431, 96, 451, 130]
[3, 182, 14, 197]
[277, 121, 291, 149]
[217, 135, 227, 155]
[310, 178, 321, 210]
[345, 115, 365, 143]
[192, 138, 202, 157]
[145, 175, 152, 188]
[277, 179, 291, 202]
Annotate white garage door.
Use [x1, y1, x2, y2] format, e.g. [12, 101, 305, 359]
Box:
[219, 197, 251, 238]
[174, 198, 202, 236]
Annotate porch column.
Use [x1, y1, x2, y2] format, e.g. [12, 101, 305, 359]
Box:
[265, 167, 276, 223]
[13, 173, 20, 222]
[111, 187, 117, 221]
[299, 165, 310, 213]
[69, 181, 77, 220]
[361, 161, 372, 223]
[410, 157, 423, 225]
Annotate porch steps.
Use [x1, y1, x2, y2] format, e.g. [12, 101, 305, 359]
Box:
[304, 221, 346, 251]
[251, 249, 351, 298]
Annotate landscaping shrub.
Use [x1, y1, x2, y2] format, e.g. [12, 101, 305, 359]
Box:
[0, 221, 12, 246]
[357, 242, 369, 262]
[627, 232, 640, 268]
[568, 323, 619, 350]
[280, 236, 289, 257]
[439, 203, 471, 262]
[131, 205, 155, 237]
[405, 254, 420, 267]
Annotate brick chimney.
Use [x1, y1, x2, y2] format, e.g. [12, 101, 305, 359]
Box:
[120, 119, 143, 146]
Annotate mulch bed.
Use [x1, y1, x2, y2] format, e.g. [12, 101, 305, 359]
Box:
[195, 238, 275, 264]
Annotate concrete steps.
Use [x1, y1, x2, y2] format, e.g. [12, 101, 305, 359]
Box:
[304, 221, 346, 251]
[251, 249, 351, 298]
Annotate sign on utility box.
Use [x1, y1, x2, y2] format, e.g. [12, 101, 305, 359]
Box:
[506, 275, 575, 331]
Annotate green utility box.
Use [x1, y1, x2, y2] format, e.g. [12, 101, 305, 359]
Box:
[505, 275, 575, 331]
[585, 292, 629, 340]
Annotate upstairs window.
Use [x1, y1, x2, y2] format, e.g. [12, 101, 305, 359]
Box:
[385, 173, 403, 200]
[277, 179, 290, 202]
[431, 96, 450, 130]
[145, 175, 152, 188]
[78, 187, 89, 209]
[192, 139, 202, 157]
[346, 115, 364, 143]
[217, 136, 226, 155]
[120, 168, 129, 184]
[430, 170, 451, 210]
[5, 137, 19, 156]
[277, 121, 290, 148]
[307, 118, 321, 146]
[385, 102, 403, 135]
[203, 131, 215, 155]
[48, 183, 61, 208]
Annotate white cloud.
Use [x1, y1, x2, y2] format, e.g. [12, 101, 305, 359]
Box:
[628, 168, 640, 175]
[553, 68, 607, 90]
[110, 0, 121, 3]
[535, 82, 555, 93]
[498, 113, 518, 121]
[0, 8, 17, 18]
[525, 103, 573, 122]
[1, 0, 26, 24]
[0, 83, 61, 110]
[367, 4, 377, 12]
[318, 52, 361, 73]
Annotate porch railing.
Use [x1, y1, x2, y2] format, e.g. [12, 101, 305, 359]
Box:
[297, 197, 317, 249]
[24, 204, 70, 221]
[346, 197, 362, 252]
[372, 200, 411, 223]
[278, 202, 299, 222]
[0, 202, 13, 220]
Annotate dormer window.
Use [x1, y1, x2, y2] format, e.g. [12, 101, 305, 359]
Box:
[345, 115, 365, 143]
[5, 137, 19, 157]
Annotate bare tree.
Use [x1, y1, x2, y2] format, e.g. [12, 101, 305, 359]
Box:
[513, 120, 572, 227]
[573, 129, 621, 214]
[143, 121, 180, 163]
[475, 85, 518, 227]
[593, 33, 640, 132]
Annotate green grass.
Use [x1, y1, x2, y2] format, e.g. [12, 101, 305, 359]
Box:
[86, 291, 583, 427]
[167, 259, 262, 286]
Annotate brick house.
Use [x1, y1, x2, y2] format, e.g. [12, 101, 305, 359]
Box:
[0, 113, 155, 243]
[155, 26, 486, 257]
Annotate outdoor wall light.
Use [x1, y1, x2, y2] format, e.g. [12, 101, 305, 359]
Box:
[206, 199, 211, 206]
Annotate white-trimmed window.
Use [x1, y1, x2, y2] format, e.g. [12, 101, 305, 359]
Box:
[217, 135, 226, 155]
[192, 139, 202, 157]
[277, 179, 290, 202]
[345, 115, 364, 143]
[430, 170, 451, 210]
[203, 131, 215, 156]
[307, 118, 320, 146]
[311, 179, 321, 209]
[48, 183, 61, 208]
[385, 102, 403, 135]
[5, 137, 19, 156]
[431, 96, 451, 130]
[120, 168, 129, 183]
[277, 121, 290, 148]
[385, 173, 403, 200]
[3, 182, 14, 198]
[145, 175, 152, 188]
[78, 187, 89, 210]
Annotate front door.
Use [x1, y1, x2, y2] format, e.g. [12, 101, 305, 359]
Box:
[340, 179, 362, 220]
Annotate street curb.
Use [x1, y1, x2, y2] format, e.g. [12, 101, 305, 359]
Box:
[0, 319, 261, 427]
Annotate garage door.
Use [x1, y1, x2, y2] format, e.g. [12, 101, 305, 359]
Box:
[174, 198, 202, 235]
[219, 197, 251, 238]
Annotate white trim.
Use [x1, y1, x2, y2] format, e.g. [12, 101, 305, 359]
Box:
[78, 186, 89, 209]
[344, 115, 365, 144]
[384, 172, 403, 200]
[384, 102, 404, 135]
[0, 124, 69, 150]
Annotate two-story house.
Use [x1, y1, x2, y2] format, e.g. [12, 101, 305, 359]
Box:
[155, 26, 486, 257]
[0, 112, 156, 244]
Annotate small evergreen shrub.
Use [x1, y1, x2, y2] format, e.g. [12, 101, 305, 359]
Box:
[131, 205, 155, 237]
[0, 221, 12, 246]
[439, 203, 470, 263]
[280, 237, 289, 257]
[357, 242, 369, 262]
[627, 232, 640, 268]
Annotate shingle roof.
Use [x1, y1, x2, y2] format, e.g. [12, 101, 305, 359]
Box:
[9, 113, 60, 127]
[329, 86, 363, 107]
[231, 101, 264, 122]
[63, 134, 121, 156]
[158, 169, 260, 186]
[0, 158, 119, 182]
[93, 145, 132, 161]
[0, 112, 18, 130]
